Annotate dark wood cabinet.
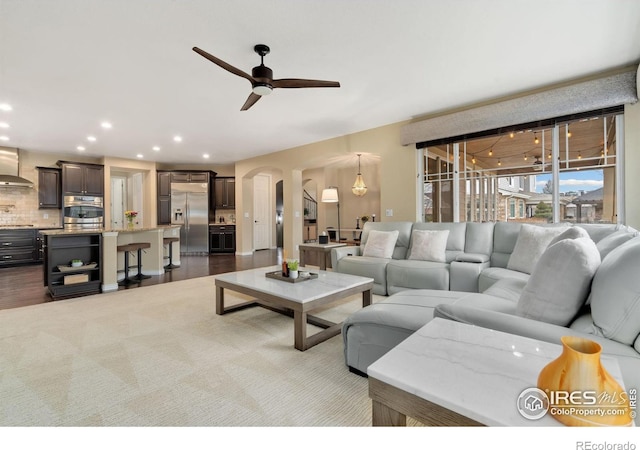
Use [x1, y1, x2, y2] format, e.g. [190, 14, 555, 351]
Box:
[157, 172, 171, 225]
[58, 161, 104, 195]
[171, 172, 209, 183]
[158, 171, 216, 225]
[0, 229, 39, 266]
[43, 232, 102, 299]
[37, 167, 61, 209]
[214, 177, 235, 209]
[209, 225, 235, 253]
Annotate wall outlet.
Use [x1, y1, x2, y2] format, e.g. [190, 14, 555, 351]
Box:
[385, 209, 393, 217]
[244, 212, 249, 218]
[43, 213, 49, 219]
[172, 229, 177, 236]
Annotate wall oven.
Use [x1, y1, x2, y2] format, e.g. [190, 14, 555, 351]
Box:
[63, 195, 104, 230]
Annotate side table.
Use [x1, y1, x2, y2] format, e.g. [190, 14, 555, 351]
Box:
[367, 318, 627, 426]
[298, 243, 347, 270]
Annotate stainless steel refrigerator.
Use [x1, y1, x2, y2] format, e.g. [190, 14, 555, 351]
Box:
[170, 182, 209, 253]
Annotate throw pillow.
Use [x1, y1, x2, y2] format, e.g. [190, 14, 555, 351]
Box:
[407, 229, 450, 262]
[507, 224, 568, 274]
[547, 226, 590, 247]
[590, 236, 640, 345]
[516, 237, 601, 326]
[362, 230, 399, 259]
[596, 230, 636, 261]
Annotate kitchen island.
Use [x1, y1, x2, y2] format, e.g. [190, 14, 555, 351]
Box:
[40, 225, 181, 298]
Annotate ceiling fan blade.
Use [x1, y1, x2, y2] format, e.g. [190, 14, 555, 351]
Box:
[241, 92, 262, 111]
[192, 47, 254, 83]
[272, 78, 340, 89]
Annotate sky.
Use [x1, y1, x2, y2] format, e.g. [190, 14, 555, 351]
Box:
[535, 169, 604, 194]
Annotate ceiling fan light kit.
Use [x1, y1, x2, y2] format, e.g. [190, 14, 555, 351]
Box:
[193, 44, 340, 110]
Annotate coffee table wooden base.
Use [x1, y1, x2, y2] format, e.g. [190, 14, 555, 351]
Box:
[369, 377, 483, 427]
[216, 281, 372, 351]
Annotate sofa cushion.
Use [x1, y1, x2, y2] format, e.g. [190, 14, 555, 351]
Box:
[590, 237, 640, 345]
[335, 255, 390, 295]
[596, 230, 636, 261]
[478, 267, 530, 292]
[411, 222, 466, 262]
[362, 230, 399, 258]
[407, 229, 449, 262]
[451, 292, 519, 315]
[359, 222, 413, 260]
[386, 259, 450, 294]
[483, 278, 528, 303]
[516, 237, 601, 326]
[507, 224, 568, 274]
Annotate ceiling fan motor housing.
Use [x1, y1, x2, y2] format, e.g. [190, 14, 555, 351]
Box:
[251, 65, 274, 95]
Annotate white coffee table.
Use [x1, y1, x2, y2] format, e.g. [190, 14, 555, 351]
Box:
[368, 318, 627, 426]
[215, 265, 373, 351]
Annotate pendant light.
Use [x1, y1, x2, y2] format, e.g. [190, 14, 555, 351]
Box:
[351, 154, 367, 197]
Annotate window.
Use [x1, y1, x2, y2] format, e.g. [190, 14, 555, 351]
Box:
[422, 111, 622, 224]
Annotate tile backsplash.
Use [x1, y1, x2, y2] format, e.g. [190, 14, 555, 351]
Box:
[0, 186, 62, 227]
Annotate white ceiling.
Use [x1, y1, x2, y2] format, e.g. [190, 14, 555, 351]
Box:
[1, 0, 639, 165]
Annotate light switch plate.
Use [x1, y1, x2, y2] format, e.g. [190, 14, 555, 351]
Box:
[386, 209, 393, 217]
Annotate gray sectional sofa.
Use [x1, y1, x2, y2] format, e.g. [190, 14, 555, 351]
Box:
[335, 221, 640, 425]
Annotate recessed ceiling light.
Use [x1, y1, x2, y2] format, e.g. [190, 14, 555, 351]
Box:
[77, 146, 86, 151]
[0, 103, 12, 112]
[0, 136, 9, 141]
[0, 122, 9, 128]
[173, 135, 182, 142]
[203, 154, 210, 159]
[101, 121, 112, 129]
[152, 146, 160, 151]
[137, 154, 144, 158]
[87, 136, 97, 142]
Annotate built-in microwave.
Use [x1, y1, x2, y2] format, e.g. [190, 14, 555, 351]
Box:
[63, 195, 104, 229]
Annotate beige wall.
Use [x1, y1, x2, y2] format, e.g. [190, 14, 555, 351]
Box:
[625, 102, 640, 230]
[234, 121, 415, 258]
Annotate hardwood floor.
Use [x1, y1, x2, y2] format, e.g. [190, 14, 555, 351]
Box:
[0, 249, 281, 311]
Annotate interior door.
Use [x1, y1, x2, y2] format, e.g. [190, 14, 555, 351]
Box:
[110, 177, 126, 228]
[253, 174, 271, 250]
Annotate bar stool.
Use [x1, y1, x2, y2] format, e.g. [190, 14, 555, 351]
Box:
[117, 242, 151, 286]
[163, 237, 180, 271]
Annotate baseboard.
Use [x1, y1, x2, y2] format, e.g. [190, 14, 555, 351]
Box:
[348, 366, 368, 378]
[236, 251, 253, 256]
[102, 283, 118, 293]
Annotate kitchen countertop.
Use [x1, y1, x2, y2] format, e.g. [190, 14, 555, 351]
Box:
[40, 225, 179, 235]
[0, 225, 63, 230]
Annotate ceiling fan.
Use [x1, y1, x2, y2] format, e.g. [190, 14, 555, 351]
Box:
[193, 44, 341, 111]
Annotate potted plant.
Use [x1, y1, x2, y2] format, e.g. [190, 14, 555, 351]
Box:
[287, 259, 299, 279]
[71, 259, 83, 267]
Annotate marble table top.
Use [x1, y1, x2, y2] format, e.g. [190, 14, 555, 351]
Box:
[215, 265, 373, 304]
[367, 318, 627, 426]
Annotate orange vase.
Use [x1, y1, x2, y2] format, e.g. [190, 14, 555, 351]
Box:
[537, 336, 632, 426]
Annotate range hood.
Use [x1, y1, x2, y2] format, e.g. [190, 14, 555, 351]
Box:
[0, 148, 34, 187]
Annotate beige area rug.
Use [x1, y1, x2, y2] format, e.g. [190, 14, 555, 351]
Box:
[0, 275, 385, 426]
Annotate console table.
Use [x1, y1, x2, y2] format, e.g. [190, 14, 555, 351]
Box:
[367, 318, 626, 426]
[298, 242, 346, 270]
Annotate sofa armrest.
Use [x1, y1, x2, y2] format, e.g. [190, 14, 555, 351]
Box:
[455, 253, 490, 263]
[331, 245, 361, 269]
[434, 303, 639, 358]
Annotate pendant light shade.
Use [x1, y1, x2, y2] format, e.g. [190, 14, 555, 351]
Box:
[351, 154, 367, 197]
